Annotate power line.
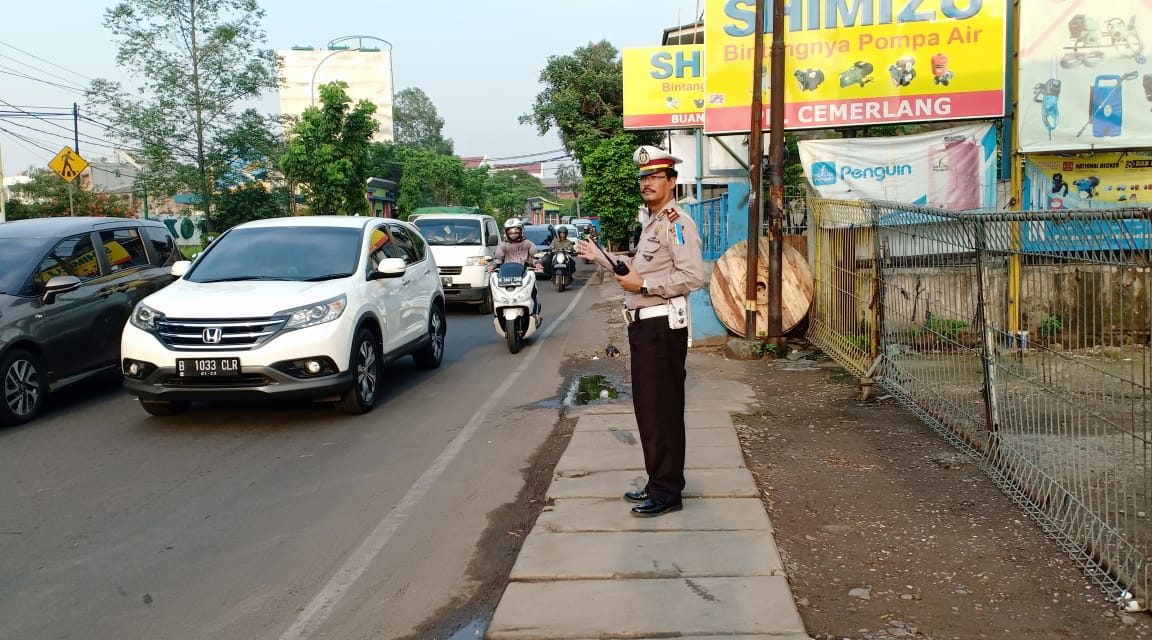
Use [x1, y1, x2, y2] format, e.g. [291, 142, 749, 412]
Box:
[487, 148, 566, 161]
[0, 66, 86, 94]
[0, 53, 91, 91]
[0, 124, 57, 157]
[0, 39, 93, 83]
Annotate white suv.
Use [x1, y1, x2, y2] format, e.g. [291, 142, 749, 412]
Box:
[120, 216, 446, 416]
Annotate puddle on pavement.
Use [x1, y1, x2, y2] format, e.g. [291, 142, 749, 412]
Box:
[567, 374, 619, 406]
[446, 617, 487, 639]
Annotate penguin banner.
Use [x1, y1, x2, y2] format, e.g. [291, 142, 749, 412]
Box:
[798, 123, 998, 211]
[1018, 0, 1152, 152]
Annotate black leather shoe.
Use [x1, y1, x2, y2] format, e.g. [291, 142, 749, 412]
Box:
[630, 497, 683, 517]
[623, 489, 649, 503]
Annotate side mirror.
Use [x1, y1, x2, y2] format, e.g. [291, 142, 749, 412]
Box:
[372, 257, 407, 279]
[42, 275, 82, 305]
[486, 234, 499, 247]
[170, 260, 192, 278]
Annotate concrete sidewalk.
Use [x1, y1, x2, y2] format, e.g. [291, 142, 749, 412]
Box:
[486, 366, 811, 638]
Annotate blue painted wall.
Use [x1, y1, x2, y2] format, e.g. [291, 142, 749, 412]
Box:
[689, 181, 751, 344]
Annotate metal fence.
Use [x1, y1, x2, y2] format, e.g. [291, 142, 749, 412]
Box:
[686, 192, 729, 260]
[807, 198, 1152, 609]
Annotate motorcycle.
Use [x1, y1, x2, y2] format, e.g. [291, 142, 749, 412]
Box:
[489, 262, 542, 354]
[549, 250, 574, 292]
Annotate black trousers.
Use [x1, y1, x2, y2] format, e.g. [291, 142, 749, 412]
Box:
[628, 316, 689, 501]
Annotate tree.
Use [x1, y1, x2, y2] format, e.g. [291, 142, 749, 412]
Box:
[212, 183, 286, 231]
[280, 82, 379, 216]
[364, 141, 410, 185]
[87, 0, 279, 217]
[396, 150, 471, 216]
[393, 87, 454, 155]
[581, 134, 643, 248]
[555, 163, 583, 213]
[482, 170, 550, 222]
[520, 40, 660, 163]
[12, 169, 136, 218]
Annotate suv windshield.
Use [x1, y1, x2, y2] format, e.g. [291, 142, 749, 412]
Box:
[187, 227, 362, 283]
[413, 219, 482, 246]
[0, 239, 46, 295]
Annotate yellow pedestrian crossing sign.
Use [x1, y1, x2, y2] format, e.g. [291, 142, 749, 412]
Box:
[49, 146, 88, 183]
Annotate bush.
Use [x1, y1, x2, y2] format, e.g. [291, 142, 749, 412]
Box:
[1039, 315, 1063, 339]
[925, 316, 968, 339]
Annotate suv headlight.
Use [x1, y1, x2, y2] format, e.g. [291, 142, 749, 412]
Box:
[130, 303, 163, 330]
[534, 250, 547, 259]
[280, 295, 347, 331]
[465, 256, 490, 266]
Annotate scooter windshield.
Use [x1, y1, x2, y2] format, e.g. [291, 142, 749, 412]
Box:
[496, 262, 527, 287]
[497, 262, 528, 277]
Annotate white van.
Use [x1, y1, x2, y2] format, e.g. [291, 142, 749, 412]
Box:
[410, 212, 501, 313]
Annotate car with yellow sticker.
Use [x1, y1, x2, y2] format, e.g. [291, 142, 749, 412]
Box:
[0, 217, 183, 426]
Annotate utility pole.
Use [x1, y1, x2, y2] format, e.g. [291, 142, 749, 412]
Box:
[766, 0, 787, 348]
[73, 102, 80, 154]
[0, 139, 6, 223]
[745, 0, 766, 340]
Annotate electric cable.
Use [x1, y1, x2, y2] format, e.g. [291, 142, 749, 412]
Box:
[0, 39, 94, 82]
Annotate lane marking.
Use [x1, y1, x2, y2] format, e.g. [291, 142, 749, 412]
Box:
[279, 284, 591, 640]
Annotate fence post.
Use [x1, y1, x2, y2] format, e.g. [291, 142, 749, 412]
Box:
[869, 203, 883, 363]
[973, 218, 1000, 453]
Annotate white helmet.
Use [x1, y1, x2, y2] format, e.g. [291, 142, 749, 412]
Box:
[504, 217, 524, 230]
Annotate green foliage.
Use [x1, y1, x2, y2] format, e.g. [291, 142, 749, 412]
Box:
[211, 184, 287, 231]
[752, 333, 778, 358]
[925, 316, 968, 339]
[482, 170, 549, 222]
[396, 150, 472, 216]
[1039, 314, 1063, 339]
[281, 82, 379, 216]
[365, 142, 409, 184]
[393, 87, 454, 154]
[11, 169, 136, 218]
[86, 0, 279, 214]
[4, 200, 40, 221]
[555, 163, 583, 200]
[581, 134, 644, 248]
[519, 40, 660, 164]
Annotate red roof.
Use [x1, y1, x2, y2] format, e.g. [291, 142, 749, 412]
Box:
[492, 161, 542, 175]
[459, 155, 488, 169]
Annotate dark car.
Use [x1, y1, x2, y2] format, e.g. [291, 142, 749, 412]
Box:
[523, 224, 556, 277]
[0, 217, 183, 426]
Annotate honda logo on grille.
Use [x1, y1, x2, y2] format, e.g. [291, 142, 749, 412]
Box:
[202, 327, 223, 344]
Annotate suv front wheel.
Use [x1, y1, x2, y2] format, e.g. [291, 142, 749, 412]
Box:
[337, 328, 381, 414]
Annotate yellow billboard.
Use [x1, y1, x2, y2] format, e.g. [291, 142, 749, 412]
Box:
[703, 0, 1007, 134]
[623, 45, 705, 129]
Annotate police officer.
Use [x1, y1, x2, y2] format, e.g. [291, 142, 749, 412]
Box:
[576, 146, 705, 517]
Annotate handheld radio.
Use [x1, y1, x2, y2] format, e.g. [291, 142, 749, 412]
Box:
[593, 241, 630, 276]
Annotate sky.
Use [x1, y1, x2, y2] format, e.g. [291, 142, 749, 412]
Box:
[0, 1, 706, 179]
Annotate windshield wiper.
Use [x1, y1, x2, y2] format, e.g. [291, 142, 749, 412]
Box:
[303, 273, 353, 282]
[197, 276, 295, 283]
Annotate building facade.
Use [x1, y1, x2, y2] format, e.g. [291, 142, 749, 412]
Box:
[278, 40, 395, 143]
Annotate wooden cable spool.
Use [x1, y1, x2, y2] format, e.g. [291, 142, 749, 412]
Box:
[709, 236, 813, 337]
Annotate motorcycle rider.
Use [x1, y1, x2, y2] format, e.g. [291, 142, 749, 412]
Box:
[489, 217, 541, 315]
[550, 226, 575, 253]
[548, 226, 576, 286]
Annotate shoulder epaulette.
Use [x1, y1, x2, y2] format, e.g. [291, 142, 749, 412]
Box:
[664, 207, 679, 222]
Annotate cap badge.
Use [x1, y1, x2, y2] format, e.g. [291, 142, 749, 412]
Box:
[638, 149, 650, 164]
